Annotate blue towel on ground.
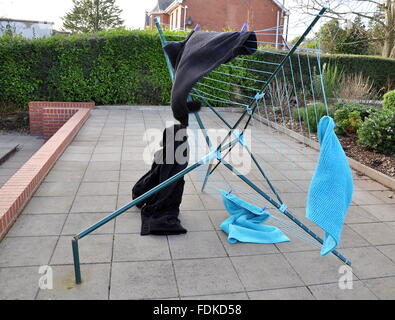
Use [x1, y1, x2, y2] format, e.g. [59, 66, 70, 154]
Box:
[306, 116, 353, 256]
[219, 190, 290, 244]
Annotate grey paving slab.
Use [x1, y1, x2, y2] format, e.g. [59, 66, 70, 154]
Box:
[369, 190, 395, 204]
[199, 194, 225, 210]
[86, 160, 121, 171]
[308, 281, 378, 300]
[118, 181, 134, 195]
[23, 196, 74, 214]
[181, 292, 249, 300]
[44, 170, 84, 182]
[283, 251, 355, 285]
[116, 195, 141, 211]
[94, 146, 122, 154]
[174, 257, 244, 297]
[83, 170, 119, 182]
[168, 231, 226, 259]
[63, 145, 95, 154]
[354, 179, 389, 191]
[247, 286, 315, 300]
[119, 170, 145, 182]
[363, 276, 395, 299]
[35, 182, 80, 197]
[352, 191, 384, 205]
[206, 210, 232, 230]
[274, 233, 318, 253]
[341, 247, 395, 279]
[6, 214, 67, 237]
[37, 264, 111, 300]
[70, 195, 117, 213]
[0, 236, 58, 267]
[91, 153, 121, 162]
[114, 212, 141, 234]
[51, 160, 89, 172]
[113, 234, 170, 262]
[0, 175, 9, 185]
[0, 159, 27, 169]
[376, 245, 395, 263]
[231, 254, 303, 290]
[277, 192, 309, 208]
[344, 205, 379, 224]
[77, 182, 119, 196]
[62, 213, 115, 235]
[51, 234, 113, 265]
[337, 225, 370, 249]
[110, 261, 178, 299]
[0, 168, 18, 176]
[179, 211, 214, 231]
[361, 204, 395, 222]
[217, 230, 279, 256]
[181, 194, 206, 211]
[0, 266, 41, 300]
[0, 134, 44, 187]
[120, 160, 150, 171]
[58, 152, 91, 162]
[349, 222, 395, 246]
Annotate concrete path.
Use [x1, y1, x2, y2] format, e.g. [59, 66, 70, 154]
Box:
[0, 106, 394, 300]
[0, 134, 44, 187]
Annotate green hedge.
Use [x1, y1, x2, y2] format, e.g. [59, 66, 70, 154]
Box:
[0, 29, 174, 113]
[1, 29, 395, 114]
[319, 54, 395, 93]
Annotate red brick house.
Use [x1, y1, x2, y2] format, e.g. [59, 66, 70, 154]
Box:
[146, 0, 289, 46]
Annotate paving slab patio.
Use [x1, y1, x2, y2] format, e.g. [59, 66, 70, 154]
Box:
[0, 106, 394, 300]
[0, 133, 44, 187]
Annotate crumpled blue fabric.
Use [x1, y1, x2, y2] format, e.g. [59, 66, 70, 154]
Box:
[219, 190, 290, 244]
[306, 116, 354, 256]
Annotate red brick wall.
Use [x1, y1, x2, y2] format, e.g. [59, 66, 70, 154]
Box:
[150, 13, 170, 28]
[164, 0, 286, 43]
[29, 101, 95, 140]
[42, 108, 79, 140]
[0, 103, 93, 241]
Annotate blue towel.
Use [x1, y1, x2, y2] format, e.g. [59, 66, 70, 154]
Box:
[219, 190, 290, 244]
[306, 116, 353, 256]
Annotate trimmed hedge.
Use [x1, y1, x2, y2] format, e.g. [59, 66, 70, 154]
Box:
[1, 29, 395, 114]
[0, 29, 174, 113]
[319, 54, 395, 93]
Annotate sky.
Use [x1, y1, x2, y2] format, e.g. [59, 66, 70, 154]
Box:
[0, 0, 158, 30]
[0, 0, 344, 35]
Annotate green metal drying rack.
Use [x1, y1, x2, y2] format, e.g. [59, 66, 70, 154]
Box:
[71, 6, 351, 284]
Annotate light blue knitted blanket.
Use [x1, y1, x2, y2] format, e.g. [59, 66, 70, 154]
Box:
[219, 190, 290, 244]
[306, 116, 354, 256]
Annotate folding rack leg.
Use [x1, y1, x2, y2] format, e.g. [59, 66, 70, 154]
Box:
[72, 160, 204, 283]
[71, 140, 240, 284]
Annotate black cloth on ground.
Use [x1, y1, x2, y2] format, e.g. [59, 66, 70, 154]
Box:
[132, 124, 189, 235]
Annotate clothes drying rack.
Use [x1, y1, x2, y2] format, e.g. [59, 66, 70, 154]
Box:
[71, 6, 351, 284]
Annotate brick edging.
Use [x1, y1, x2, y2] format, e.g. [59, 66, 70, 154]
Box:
[0, 106, 92, 240]
[29, 101, 94, 139]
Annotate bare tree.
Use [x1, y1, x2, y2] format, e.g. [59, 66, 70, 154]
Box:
[292, 0, 395, 58]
